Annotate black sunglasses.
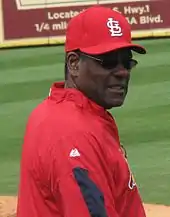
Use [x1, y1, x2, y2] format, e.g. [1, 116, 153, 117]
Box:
[79, 52, 138, 70]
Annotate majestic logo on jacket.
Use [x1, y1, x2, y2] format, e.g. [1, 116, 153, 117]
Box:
[120, 145, 136, 190]
[69, 148, 81, 157]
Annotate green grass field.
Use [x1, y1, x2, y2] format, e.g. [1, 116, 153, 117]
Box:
[0, 39, 170, 205]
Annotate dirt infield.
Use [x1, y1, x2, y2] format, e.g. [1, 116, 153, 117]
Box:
[0, 196, 170, 217]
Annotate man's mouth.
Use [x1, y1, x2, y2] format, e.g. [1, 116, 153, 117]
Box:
[108, 84, 126, 90]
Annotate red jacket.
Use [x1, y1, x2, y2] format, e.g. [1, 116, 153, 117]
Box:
[17, 82, 146, 217]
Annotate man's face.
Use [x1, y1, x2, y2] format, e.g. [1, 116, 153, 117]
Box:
[67, 48, 137, 109]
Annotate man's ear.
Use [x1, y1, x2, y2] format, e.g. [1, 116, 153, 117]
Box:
[67, 52, 80, 77]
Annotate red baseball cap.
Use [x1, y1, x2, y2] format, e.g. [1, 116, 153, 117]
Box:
[65, 6, 146, 54]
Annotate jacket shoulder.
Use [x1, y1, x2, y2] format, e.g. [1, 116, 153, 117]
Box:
[27, 99, 90, 135]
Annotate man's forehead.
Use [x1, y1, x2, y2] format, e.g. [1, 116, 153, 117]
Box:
[97, 48, 132, 58]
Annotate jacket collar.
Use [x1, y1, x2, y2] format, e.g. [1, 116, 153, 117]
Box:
[48, 82, 119, 143]
[48, 82, 108, 117]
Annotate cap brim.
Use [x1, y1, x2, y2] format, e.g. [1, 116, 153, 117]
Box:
[80, 41, 146, 55]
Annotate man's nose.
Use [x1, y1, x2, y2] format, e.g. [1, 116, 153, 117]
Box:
[114, 64, 130, 78]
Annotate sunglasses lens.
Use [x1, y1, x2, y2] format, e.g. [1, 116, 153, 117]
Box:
[124, 59, 138, 70]
[101, 59, 137, 70]
[102, 59, 118, 69]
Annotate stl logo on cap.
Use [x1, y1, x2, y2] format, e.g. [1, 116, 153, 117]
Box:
[107, 18, 123, 37]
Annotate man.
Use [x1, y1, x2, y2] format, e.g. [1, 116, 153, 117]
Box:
[17, 6, 147, 217]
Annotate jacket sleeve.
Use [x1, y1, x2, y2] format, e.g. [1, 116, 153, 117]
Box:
[51, 132, 120, 217]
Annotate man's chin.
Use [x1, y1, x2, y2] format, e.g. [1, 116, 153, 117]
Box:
[104, 98, 125, 109]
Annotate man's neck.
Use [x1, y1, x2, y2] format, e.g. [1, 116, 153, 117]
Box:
[64, 80, 77, 89]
